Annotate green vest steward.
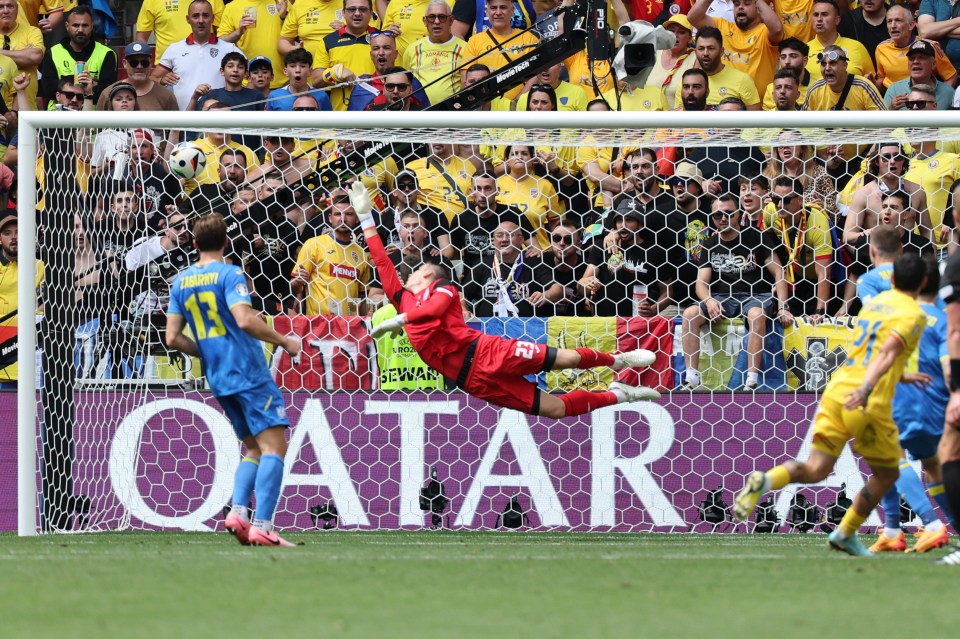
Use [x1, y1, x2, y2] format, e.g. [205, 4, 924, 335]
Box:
[48, 42, 113, 110]
[372, 304, 446, 391]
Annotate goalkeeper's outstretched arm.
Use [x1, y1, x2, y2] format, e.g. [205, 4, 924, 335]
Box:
[350, 182, 406, 305]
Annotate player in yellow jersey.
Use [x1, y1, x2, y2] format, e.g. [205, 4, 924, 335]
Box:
[734, 252, 931, 556]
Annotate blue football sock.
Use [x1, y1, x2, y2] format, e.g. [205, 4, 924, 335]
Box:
[232, 457, 259, 510]
[928, 482, 956, 530]
[896, 461, 938, 526]
[252, 454, 285, 528]
[881, 487, 901, 530]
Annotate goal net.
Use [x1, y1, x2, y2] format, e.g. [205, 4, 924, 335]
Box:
[14, 110, 957, 535]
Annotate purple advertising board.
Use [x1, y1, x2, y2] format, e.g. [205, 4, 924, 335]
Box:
[0, 391, 884, 533]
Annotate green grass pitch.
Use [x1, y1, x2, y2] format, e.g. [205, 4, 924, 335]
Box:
[2, 530, 958, 638]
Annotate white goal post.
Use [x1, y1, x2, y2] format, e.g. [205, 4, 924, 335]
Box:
[16, 109, 960, 537]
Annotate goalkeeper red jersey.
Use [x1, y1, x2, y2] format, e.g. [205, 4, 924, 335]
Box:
[366, 232, 483, 380]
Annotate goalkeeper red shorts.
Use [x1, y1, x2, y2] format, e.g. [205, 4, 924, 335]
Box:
[461, 335, 555, 414]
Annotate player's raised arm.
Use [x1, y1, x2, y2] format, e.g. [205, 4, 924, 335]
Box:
[350, 181, 405, 303]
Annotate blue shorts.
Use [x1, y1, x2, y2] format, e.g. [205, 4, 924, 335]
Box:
[217, 380, 289, 439]
[901, 428, 941, 461]
[897, 420, 943, 459]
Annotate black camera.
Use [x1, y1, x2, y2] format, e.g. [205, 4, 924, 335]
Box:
[309, 502, 339, 530]
[419, 466, 449, 529]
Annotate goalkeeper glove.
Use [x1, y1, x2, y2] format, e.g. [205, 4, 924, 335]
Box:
[370, 313, 407, 338]
[350, 180, 376, 232]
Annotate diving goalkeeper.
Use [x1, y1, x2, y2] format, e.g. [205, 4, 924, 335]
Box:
[350, 182, 662, 417]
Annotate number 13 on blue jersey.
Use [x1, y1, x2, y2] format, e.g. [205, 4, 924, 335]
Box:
[183, 291, 227, 340]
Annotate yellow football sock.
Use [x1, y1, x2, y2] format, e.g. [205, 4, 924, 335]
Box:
[838, 507, 868, 538]
[766, 465, 791, 491]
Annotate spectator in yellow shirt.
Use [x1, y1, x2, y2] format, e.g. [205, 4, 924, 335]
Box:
[875, 4, 957, 89]
[401, 0, 466, 104]
[506, 62, 587, 111]
[136, 0, 225, 62]
[219, 0, 287, 89]
[278, 0, 344, 57]
[802, 44, 886, 110]
[462, 0, 539, 100]
[0, 0, 43, 107]
[497, 144, 564, 251]
[762, 37, 810, 110]
[776, 0, 815, 42]
[674, 26, 761, 109]
[805, 0, 875, 85]
[688, 0, 783, 97]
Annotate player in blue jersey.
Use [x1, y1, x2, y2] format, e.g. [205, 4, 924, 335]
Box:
[857, 228, 952, 552]
[166, 213, 302, 547]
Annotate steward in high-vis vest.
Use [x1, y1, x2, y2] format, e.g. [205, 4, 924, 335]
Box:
[372, 303, 447, 391]
[38, 6, 118, 108]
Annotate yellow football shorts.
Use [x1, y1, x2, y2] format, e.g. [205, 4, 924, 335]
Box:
[811, 394, 900, 468]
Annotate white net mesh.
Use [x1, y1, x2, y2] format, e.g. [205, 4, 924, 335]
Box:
[17, 112, 957, 534]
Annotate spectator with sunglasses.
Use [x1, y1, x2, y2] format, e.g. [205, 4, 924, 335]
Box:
[762, 175, 834, 319]
[802, 44, 886, 111]
[381, 0, 449, 56]
[402, 0, 466, 104]
[97, 42, 178, 112]
[885, 40, 955, 109]
[532, 221, 588, 316]
[350, 31, 430, 110]
[680, 193, 790, 391]
[903, 85, 960, 249]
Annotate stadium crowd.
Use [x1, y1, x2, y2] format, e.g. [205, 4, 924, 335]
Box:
[5, 0, 960, 391]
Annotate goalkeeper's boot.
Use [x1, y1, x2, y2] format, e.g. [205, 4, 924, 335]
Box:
[868, 530, 906, 553]
[609, 381, 660, 402]
[611, 349, 657, 370]
[248, 525, 296, 547]
[224, 511, 251, 546]
[828, 530, 875, 557]
[733, 471, 766, 522]
[907, 527, 949, 553]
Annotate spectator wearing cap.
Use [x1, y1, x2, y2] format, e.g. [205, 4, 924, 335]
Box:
[0, 210, 44, 387]
[804, 0, 875, 85]
[154, 0, 242, 110]
[219, 0, 286, 89]
[401, 0, 466, 105]
[0, 0, 43, 108]
[839, 0, 889, 65]
[194, 51, 263, 112]
[310, 0, 377, 110]
[266, 48, 333, 111]
[580, 205, 672, 318]
[876, 5, 957, 90]
[247, 55, 275, 99]
[919, 0, 960, 72]
[646, 14, 696, 111]
[886, 40, 956, 109]
[97, 42, 179, 112]
[673, 27, 761, 109]
[136, 0, 225, 63]
[349, 30, 431, 111]
[803, 44, 886, 111]
[278, 0, 344, 57]
[38, 6, 117, 109]
[688, 0, 783, 97]
[762, 38, 810, 110]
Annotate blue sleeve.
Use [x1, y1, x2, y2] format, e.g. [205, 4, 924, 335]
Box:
[168, 278, 184, 315]
[939, 319, 949, 361]
[857, 271, 879, 303]
[223, 267, 253, 309]
[918, 0, 936, 17]
[348, 89, 374, 111]
[313, 88, 333, 111]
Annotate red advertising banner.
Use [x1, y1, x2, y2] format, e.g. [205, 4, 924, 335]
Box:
[271, 315, 377, 391]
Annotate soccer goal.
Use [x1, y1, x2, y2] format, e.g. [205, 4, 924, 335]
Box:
[14, 109, 956, 536]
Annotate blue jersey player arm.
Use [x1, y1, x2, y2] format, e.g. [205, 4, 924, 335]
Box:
[166, 288, 201, 357]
